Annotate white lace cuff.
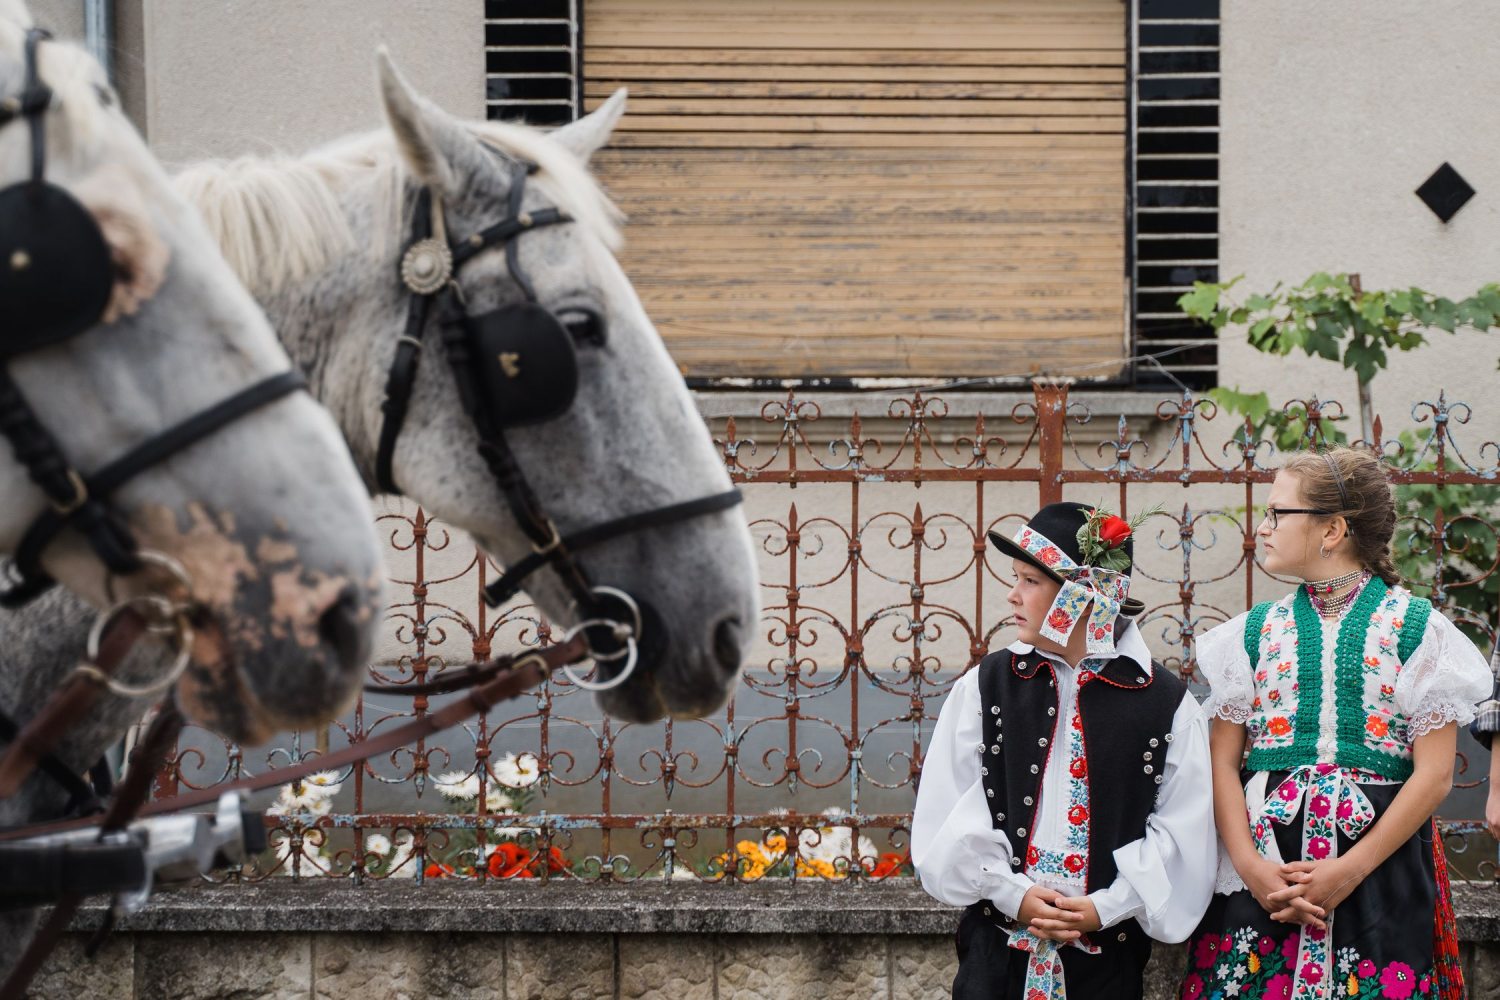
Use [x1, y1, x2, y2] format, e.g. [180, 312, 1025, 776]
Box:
[1194, 612, 1254, 718]
[1401, 696, 1475, 740]
[1394, 609, 1492, 727]
[1203, 698, 1251, 725]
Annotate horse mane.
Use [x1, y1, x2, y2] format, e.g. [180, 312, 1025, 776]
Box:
[173, 117, 623, 296]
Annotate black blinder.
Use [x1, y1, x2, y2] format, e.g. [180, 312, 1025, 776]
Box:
[0, 180, 114, 358]
[466, 301, 578, 428]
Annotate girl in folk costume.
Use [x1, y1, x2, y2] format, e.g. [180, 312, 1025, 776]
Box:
[1183, 448, 1491, 1000]
[913, 501, 1217, 1000]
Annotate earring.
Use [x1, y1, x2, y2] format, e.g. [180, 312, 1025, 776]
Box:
[1319, 546, 1332, 560]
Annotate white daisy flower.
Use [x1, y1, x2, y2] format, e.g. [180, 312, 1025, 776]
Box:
[493, 752, 541, 789]
[434, 769, 480, 800]
[494, 826, 537, 840]
[669, 865, 698, 881]
[485, 787, 512, 813]
[271, 783, 323, 813]
[302, 771, 343, 798]
[365, 834, 393, 857]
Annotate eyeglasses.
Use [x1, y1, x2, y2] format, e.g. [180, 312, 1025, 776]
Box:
[1260, 506, 1332, 530]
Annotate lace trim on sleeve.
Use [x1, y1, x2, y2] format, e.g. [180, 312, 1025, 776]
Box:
[1401, 696, 1476, 740]
[1204, 699, 1251, 725]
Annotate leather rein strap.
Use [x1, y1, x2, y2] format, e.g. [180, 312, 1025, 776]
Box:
[0, 608, 148, 799]
[0, 632, 590, 845]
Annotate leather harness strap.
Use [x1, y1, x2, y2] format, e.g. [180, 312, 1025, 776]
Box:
[0, 608, 148, 799]
[0, 631, 590, 845]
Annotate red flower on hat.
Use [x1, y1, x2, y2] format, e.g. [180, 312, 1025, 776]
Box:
[1098, 515, 1131, 549]
[1036, 546, 1063, 566]
[1047, 608, 1073, 632]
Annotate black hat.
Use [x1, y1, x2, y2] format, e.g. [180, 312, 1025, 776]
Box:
[987, 501, 1145, 617]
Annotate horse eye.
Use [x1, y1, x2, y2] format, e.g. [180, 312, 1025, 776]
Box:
[561, 309, 606, 348]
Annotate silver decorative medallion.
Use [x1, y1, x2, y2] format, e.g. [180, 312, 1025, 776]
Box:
[400, 238, 454, 295]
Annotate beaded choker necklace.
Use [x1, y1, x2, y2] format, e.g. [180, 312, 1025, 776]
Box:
[1306, 568, 1365, 595]
[1305, 569, 1371, 619]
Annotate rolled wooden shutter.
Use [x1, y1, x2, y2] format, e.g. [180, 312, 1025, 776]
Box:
[586, 0, 1127, 378]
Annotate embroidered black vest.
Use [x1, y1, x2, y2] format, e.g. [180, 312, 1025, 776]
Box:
[970, 647, 1187, 944]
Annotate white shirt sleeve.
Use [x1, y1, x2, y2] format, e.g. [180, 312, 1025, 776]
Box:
[1194, 611, 1254, 724]
[1085, 690, 1217, 942]
[1395, 608, 1493, 737]
[912, 668, 1035, 919]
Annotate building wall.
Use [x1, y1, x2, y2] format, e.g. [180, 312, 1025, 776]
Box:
[26, 0, 83, 39]
[124, 0, 482, 163]
[1219, 0, 1500, 425]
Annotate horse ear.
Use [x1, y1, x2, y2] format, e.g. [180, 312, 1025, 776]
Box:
[375, 47, 467, 194]
[550, 89, 627, 164]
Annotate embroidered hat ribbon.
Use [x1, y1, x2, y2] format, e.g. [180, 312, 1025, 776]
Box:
[1013, 526, 1131, 656]
[1006, 926, 1101, 1000]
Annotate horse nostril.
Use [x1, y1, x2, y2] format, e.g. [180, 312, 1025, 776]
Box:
[318, 584, 366, 670]
[712, 615, 745, 675]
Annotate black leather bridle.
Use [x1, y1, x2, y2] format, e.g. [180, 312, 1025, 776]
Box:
[0, 29, 310, 608]
[374, 153, 743, 663]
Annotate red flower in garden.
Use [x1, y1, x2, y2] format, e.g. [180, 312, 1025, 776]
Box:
[424, 863, 453, 879]
[1098, 515, 1131, 549]
[1047, 609, 1073, 631]
[1063, 854, 1084, 873]
[864, 852, 909, 879]
[1067, 805, 1089, 826]
[1069, 757, 1088, 779]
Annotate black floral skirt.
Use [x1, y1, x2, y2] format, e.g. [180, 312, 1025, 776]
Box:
[1180, 775, 1448, 1000]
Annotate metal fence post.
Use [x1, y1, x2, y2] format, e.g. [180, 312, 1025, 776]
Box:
[1033, 380, 1069, 506]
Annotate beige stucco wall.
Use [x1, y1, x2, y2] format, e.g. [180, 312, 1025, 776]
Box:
[1220, 0, 1500, 430]
[26, 0, 84, 39]
[128, 0, 483, 163]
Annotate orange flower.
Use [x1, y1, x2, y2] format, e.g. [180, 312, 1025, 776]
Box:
[1366, 715, 1388, 738]
[1365, 656, 1382, 668]
[864, 852, 908, 879]
[424, 863, 453, 879]
[1267, 717, 1292, 736]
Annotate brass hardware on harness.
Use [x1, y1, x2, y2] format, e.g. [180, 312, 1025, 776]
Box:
[48, 468, 88, 516]
[9, 249, 29, 271]
[499, 351, 521, 378]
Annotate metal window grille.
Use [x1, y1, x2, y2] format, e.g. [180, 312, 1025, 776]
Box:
[1131, 0, 1221, 390]
[484, 0, 583, 125]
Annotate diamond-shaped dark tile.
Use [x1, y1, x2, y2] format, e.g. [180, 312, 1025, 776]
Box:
[1415, 162, 1475, 223]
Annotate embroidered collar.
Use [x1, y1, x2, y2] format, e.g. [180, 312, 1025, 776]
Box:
[1007, 622, 1155, 687]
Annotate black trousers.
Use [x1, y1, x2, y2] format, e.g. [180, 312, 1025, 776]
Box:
[953, 902, 1153, 1000]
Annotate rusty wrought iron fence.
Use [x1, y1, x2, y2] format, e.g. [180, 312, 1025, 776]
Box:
[155, 382, 1500, 884]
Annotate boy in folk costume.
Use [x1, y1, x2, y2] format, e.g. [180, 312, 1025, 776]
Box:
[913, 501, 1217, 999]
[1184, 448, 1491, 1000]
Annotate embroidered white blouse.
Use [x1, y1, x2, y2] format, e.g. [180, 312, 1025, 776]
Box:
[911, 623, 1217, 942]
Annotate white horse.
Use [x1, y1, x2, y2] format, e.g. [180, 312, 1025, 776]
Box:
[1, 36, 755, 832]
[0, 4, 384, 744]
[172, 53, 760, 722]
[0, 2, 389, 973]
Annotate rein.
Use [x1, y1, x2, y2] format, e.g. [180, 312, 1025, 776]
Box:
[0, 624, 592, 998]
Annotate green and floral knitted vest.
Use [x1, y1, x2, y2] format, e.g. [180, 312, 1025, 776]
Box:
[1240, 578, 1432, 781]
